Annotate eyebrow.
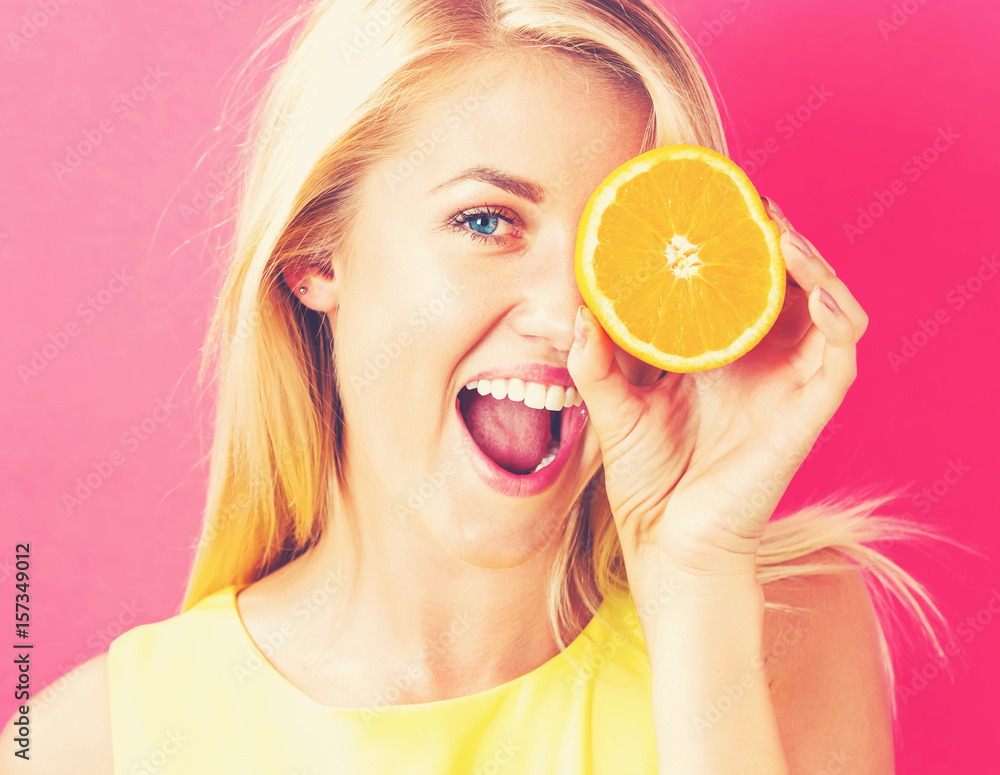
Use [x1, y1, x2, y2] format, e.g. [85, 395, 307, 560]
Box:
[428, 165, 546, 204]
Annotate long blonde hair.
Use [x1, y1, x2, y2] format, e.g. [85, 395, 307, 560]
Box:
[183, 0, 968, 722]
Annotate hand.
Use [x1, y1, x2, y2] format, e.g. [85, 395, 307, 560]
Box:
[566, 198, 869, 606]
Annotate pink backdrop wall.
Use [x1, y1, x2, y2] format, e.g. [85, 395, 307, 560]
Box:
[2, 0, 997, 770]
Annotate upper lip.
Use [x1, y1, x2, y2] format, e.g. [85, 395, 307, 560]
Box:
[464, 364, 575, 389]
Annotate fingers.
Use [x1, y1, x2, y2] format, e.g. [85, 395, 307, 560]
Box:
[761, 197, 869, 341]
[567, 306, 647, 452]
[799, 286, 859, 416]
[760, 196, 864, 415]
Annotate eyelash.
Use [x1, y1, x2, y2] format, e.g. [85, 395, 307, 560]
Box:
[448, 204, 523, 246]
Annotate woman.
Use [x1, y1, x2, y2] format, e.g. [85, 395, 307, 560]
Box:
[3, 0, 954, 772]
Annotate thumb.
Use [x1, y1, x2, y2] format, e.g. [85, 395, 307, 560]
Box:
[567, 306, 645, 452]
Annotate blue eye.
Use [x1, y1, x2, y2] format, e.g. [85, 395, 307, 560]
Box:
[448, 204, 522, 246]
[469, 214, 499, 234]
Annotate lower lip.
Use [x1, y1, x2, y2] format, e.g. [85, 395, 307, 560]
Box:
[455, 394, 589, 498]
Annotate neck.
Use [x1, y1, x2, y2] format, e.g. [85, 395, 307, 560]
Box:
[251, 500, 592, 705]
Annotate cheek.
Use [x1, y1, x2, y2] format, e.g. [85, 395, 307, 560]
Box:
[336, 289, 405, 393]
[335, 277, 469, 447]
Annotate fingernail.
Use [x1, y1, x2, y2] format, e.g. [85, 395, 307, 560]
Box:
[817, 286, 842, 315]
[761, 196, 786, 222]
[784, 226, 814, 257]
[784, 227, 837, 274]
[574, 306, 589, 349]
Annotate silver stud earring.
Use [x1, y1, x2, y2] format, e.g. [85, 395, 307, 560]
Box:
[298, 286, 307, 294]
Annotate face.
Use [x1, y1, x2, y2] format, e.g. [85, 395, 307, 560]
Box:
[325, 50, 656, 568]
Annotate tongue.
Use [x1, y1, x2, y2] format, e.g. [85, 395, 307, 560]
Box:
[463, 393, 552, 475]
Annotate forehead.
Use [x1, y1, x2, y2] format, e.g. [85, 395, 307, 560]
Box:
[377, 48, 651, 199]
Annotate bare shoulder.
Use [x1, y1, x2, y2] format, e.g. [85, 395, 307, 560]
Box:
[761, 548, 894, 774]
[761, 548, 877, 664]
[0, 652, 113, 774]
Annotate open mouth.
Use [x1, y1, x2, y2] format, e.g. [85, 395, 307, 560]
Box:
[456, 378, 586, 483]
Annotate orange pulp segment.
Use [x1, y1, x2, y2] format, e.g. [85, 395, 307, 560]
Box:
[575, 144, 785, 373]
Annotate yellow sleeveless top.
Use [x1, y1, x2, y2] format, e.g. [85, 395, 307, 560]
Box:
[107, 582, 657, 773]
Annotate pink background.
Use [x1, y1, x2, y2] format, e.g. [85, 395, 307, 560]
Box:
[2, 0, 997, 770]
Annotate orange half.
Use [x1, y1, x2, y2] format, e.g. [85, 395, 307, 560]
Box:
[575, 144, 785, 373]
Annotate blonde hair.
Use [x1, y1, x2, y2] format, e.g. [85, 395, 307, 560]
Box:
[183, 0, 969, 723]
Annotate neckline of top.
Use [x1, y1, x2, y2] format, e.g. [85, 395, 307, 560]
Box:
[221, 582, 615, 712]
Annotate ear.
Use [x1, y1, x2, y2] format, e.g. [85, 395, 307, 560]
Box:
[282, 259, 340, 317]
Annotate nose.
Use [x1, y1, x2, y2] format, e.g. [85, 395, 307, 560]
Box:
[507, 223, 585, 353]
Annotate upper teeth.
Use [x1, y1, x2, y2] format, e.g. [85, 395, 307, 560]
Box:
[464, 379, 581, 411]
